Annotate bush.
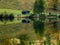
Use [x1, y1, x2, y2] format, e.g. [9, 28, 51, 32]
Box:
[9, 13, 14, 21]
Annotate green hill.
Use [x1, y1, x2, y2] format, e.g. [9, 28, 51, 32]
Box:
[0, 0, 21, 10]
[0, 0, 35, 10]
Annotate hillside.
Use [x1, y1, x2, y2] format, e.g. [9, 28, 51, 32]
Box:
[0, 0, 21, 10]
[0, 0, 35, 10]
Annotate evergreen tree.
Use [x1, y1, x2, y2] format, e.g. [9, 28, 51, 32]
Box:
[33, 0, 45, 36]
[33, 0, 45, 14]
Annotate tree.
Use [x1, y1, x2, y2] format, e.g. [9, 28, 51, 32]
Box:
[4, 13, 9, 24]
[33, 0, 45, 14]
[9, 13, 14, 21]
[4, 14, 9, 21]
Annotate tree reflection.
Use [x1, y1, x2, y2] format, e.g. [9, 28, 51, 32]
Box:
[33, 21, 44, 36]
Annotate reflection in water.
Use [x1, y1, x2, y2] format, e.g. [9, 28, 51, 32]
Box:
[29, 13, 45, 36]
[28, 13, 60, 45]
[33, 14, 45, 36]
[0, 12, 59, 45]
[33, 21, 44, 36]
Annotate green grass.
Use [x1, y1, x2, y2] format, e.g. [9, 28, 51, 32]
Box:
[0, 9, 21, 15]
[0, 9, 21, 25]
[0, 9, 33, 15]
[0, 9, 33, 25]
[0, 0, 21, 10]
